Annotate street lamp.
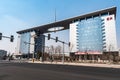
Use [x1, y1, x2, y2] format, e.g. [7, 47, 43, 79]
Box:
[62, 42, 65, 64]
[32, 51, 35, 62]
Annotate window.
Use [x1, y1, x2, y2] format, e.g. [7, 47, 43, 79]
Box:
[77, 17, 103, 52]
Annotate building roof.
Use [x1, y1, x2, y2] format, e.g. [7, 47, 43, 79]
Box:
[17, 7, 116, 34]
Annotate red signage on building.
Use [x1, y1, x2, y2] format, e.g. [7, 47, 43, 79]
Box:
[107, 17, 112, 21]
[75, 51, 101, 55]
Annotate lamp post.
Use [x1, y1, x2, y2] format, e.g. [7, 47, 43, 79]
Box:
[62, 42, 65, 64]
[32, 51, 35, 62]
[41, 45, 44, 62]
[24, 41, 37, 62]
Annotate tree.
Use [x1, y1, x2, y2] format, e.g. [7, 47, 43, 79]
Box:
[114, 56, 120, 63]
[49, 45, 55, 61]
[108, 44, 114, 63]
[102, 54, 108, 63]
[109, 55, 114, 63]
[50, 45, 54, 53]
[56, 45, 62, 56]
[36, 51, 42, 60]
[54, 45, 62, 60]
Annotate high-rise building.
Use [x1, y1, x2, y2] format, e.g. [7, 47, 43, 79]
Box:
[19, 32, 31, 54]
[17, 7, 117, 56]
[70, 11, 117, 54]
[34, 34, 45, 53]
[0, 50, 7, 59]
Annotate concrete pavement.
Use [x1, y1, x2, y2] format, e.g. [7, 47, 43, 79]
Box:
[0, 62, 120, 80]
[27, 60, 120, 69]
[4, 59, 120, 69]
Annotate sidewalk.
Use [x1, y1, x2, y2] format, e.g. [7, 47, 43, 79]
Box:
[28, 60, 120, 69]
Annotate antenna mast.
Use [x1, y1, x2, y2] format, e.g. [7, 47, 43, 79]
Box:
[54, 8, 56, 32]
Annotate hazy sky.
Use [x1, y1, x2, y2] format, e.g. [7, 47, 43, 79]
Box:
[0, 0, 120, 53]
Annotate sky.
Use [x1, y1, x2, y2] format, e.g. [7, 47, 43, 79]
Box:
[0, 0, 120, 54]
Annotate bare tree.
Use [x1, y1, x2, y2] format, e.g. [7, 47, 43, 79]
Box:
[114, 56, 120, 63]
[44, 47, 49, 53]
[108, 44, 114, 63]
[109, 55, 114, 63]
[50, 45, 55, 54]
[55, 46, 58, 54]
[49, 45, 55, 61]
[54, 45, 62, 61]
[57, 45, 62, 56]
[108, 44, 114, 52]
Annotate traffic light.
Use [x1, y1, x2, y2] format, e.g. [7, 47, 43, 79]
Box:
[0, 33, 2, 40]
[68, 42, 71, 47]
[48, 34, 50, 40]
[10, 35, 14, 42]
[56, 37, 58, 42]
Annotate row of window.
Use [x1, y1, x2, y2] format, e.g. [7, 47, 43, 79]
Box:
[71, 12, 109, 23]
[101, 20, 106, 50]
[76, 17, 103, 52]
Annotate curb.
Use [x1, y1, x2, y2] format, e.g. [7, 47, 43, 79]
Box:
[27, 61, 120, 69]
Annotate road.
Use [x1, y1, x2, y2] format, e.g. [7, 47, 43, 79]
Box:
[0, 61, 120, 80]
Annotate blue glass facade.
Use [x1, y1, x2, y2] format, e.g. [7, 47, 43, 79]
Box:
[19, 32, 45, 54]
[20, 32, 31, 54]
[34, 34, 45, 53]
[77, 17, 104, 52]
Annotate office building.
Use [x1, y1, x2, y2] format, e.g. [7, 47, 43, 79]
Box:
[17, 7, 117, 56]
[70, 14, 117, 54]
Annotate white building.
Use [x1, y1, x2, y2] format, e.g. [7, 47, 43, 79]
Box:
[69, 8, 117, 54]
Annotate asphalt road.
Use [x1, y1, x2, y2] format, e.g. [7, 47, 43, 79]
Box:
[0, 61, 120, 80]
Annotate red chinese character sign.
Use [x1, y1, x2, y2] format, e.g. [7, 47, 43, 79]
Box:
[107, 17, 112, 21]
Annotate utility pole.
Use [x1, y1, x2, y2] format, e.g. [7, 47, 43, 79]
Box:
[42, 45, 44, 62]
[62, 42, 65, 64]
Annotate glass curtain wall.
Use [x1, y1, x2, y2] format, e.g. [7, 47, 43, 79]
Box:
[20, 32, 31, 54]
[77, 17, 103, 52]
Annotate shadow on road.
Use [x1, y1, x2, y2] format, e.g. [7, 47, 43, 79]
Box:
[0, 75, 10, 80]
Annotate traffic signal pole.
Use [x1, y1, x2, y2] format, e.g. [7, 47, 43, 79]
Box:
[25, 34, 70, 63]
[0, 32, 14, 42]
[46, 34, 70, 64]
